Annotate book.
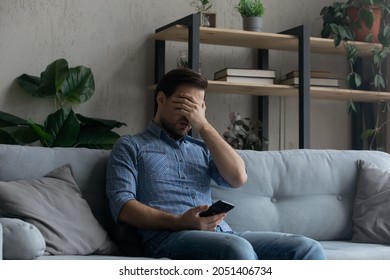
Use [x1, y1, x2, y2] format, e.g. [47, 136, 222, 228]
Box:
[215, 75, 274, 85]
[279, 77, 339, 87]
[214, 68, 276, 80]
[285, 70, 331, 79]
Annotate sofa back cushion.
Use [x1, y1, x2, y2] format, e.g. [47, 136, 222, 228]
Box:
[211, 149, 390, 241]
[0, 144, 111, 230]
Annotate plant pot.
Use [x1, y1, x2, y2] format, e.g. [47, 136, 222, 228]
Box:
[347, 6, 381, 43]
[242, 16, 263, 32]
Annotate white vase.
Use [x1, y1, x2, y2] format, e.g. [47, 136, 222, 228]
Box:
[242, 16, 263, 32]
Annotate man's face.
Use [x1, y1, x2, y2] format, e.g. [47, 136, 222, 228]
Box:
[155, 84, 205, 140]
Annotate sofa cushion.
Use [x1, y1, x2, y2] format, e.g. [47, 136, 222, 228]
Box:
[0, 164, 116, 256]
[211, 149, 390, 241]
[0, 218, 45, 259]
[320, 240, 390, 260]
[352, 160, 390, 244]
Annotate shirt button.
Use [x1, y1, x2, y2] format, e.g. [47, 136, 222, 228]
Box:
[179, 159, 183, 163]
[181, 176, 185, 179]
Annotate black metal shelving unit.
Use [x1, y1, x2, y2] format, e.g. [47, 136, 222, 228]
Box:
[152, 12, 389, 150]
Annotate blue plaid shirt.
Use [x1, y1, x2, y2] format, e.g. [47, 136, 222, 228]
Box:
[106, 121, 233, 241]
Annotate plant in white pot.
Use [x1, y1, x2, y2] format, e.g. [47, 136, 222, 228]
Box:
[236, 0, 265, 32]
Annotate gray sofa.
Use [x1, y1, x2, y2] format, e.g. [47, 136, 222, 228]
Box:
[1, 144, 390, 259]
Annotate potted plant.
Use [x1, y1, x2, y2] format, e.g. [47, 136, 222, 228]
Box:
[0, 58, 126, 149]
[320, 1, 390, 150]
[235, 0, 265, 32]
[321, 0, 390, 43]
[222, 112, 267, 150]
[320, 0, 390, 90]
[191, 0, 216, 27]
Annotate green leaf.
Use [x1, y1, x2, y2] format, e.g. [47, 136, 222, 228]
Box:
[61, 66, 95, 104]
[347, 72, 362, 89]
[378, 26, 390, 46]
[365, 33, 373, 43]
[347, 100, 359, 113]
[38, 58, 69, 98]
[28, 120, 52, 146]
[358, 7, 374, 30]
[382, 102, 390, 113]
[15, 74, 41, 97]
[76, 114, 126, 130]
[374, 73, 386, 90]
[77, 127, 120, 149]
[44, 107, 80, 147]
[361, 129, 375, 140]
[0, 129, 18, 144]
[345, 43, 359, 61]
[0, 126, 39, 144]
[372, 49, 381, 67]
[0, 111, 28, 127]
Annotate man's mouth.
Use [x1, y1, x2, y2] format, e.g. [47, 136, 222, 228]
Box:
[178, 118, 189, 128]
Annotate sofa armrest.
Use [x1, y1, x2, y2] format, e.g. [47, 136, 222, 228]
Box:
[0, 222, 3, 260]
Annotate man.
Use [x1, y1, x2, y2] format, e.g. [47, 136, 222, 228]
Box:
[106, 68, 326, 260]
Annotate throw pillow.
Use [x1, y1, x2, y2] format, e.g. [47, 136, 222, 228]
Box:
[0, 164, 116, 255]
[352, 160, 390, 244]
[0, 218, 46, 259]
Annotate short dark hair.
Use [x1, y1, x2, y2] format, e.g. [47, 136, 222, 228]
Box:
[154, 68, 208, 100]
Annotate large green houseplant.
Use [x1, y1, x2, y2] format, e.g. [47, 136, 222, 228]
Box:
[0, 58, 126, 149]
[320, 0, 390, 149]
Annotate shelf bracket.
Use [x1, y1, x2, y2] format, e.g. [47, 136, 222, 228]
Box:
[154, 13, 201, 113]
[154, 13, 201, 77]
[280, 25, 311, 149]
[258, 49, 269, 150]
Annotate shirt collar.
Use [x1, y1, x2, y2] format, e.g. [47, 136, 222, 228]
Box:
[147, 121, 188, 144]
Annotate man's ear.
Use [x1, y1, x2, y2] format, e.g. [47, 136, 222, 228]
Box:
[156, 91, 165, 106]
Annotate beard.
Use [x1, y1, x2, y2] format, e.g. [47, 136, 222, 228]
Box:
[160, 116, 191, 140]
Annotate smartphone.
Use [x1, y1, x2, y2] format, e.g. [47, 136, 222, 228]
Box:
[199, 200, 235, 217]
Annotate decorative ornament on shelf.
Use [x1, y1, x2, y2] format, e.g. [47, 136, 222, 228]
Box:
[235, 0, 265, 32]
[176, 50, 202, 73]
[177, 50, 189, 68]
[191, 0, 216, 27]
[222, 112, 267, 151]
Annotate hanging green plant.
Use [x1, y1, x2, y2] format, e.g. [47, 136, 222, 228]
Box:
[320, 0, 390, 150]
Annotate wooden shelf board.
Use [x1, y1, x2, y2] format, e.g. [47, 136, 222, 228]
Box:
[207, 81, 390, 102]
[152, 25, 379, 57]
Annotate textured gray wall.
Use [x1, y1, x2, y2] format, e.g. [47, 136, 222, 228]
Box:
[0, 0, 349, 150]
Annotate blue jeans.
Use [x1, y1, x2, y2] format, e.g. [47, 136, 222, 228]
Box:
[145, 230, 327, 260]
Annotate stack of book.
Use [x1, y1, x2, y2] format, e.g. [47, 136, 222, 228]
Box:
[214, 68, 276, 85]
[279, 70, 339, 87]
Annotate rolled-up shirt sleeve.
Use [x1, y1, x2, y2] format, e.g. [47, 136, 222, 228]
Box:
[208, 153, 233, 188]
[106, 136, 138, 223]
